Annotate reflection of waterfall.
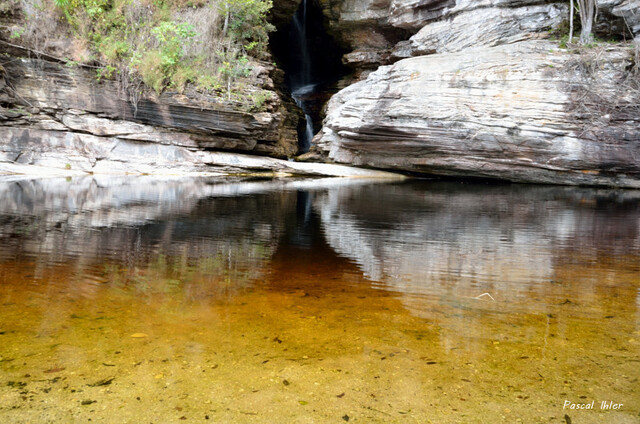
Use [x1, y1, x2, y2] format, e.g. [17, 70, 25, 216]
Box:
[287, 190, 314, 247]
[290, 0, 315, 153]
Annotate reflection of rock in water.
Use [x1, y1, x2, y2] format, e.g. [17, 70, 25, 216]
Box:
[2, 177, 639, 305]
[313, 182, 640, 302]
[0, 176, 301, 287]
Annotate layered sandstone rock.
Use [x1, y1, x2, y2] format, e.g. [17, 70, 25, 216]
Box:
[599, 0, 640, 40]
[318, 0, 638, 74]
[392, 4, 568, 58]
[0, 55, 299, 158]
[316, 41, 640, 187]
[307, 0, 640, 187]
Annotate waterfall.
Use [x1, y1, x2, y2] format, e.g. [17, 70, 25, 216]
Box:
[303, 114, 313, 152]
[290, 0, 314, 153]
[291, 0, 310, 87]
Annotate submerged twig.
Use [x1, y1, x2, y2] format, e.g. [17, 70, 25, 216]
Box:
[473, 293, 495, 301]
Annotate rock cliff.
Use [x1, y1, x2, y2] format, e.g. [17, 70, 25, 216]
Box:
[0, 49, 400, 179]
[316, 41, 640, 187]
[2, 0, 639, 186]
[0, 50, 299, 157]
[312, 0, 640, 187]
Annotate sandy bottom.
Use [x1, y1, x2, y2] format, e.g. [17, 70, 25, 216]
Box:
[1, 252, 639, 424]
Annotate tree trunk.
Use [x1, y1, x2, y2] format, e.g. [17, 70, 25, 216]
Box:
[222, 8, 230, 37]
[569, 0, 574, 43]
[577, 0, 597, 44]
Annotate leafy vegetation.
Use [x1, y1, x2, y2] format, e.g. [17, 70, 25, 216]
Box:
[32, 0, 275, 107]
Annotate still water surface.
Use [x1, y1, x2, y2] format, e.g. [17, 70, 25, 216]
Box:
[0, 176, 638, 423]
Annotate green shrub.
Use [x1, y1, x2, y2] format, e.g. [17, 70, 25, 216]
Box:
[98, 36, 130, 62]
[96, 65, 116, 80]
[196, 73, 223, 92]
[49, 0, 274, 99]
[139, 50, 165, 94]
[250, 89, 270, 111]
[171, 65, 197, 93]
[221, 0, 274, 58]
[151, 21, 196, 68]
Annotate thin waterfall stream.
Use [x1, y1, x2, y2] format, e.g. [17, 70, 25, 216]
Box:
[290, 0, 315, 153]
[270, 0, 349, 154]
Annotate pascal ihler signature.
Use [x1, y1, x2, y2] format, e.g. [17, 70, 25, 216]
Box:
[563, 400, 623, 410]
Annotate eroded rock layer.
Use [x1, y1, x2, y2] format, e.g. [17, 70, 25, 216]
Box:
[317, 41, 640, 187]
[0, 54, 299, 159]
[301, 0, 640, 187]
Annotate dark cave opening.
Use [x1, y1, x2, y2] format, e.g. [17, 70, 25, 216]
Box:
[269, 0, 350, 153]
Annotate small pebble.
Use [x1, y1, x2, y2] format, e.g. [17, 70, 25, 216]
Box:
[130, 333, 148, 338]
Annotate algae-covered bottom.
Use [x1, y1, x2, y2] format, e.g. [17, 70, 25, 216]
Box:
[0, 177, 638, 423]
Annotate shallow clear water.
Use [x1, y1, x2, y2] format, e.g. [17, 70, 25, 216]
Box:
[0, 176, 639, 423]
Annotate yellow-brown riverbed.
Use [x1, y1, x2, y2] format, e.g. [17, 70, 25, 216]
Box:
[0, 177, 638, 423]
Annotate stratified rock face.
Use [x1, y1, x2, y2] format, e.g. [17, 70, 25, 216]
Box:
[332, 0, 639, 36]
[0, 126, 404, 178]
[317, 0, 638, 75]
[1, 56, 299, 158]
[309, 0, 640, 187]
[392, 4, 568, 58]
[317, 41, 640, 187]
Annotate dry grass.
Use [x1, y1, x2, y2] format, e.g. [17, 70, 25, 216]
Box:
[563, 42, 640, 141]
[17, 0, 66, 52]
[175, 4, 221, 67]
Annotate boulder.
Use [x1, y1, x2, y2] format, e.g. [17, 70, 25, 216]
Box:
[316, 41, 640, 187]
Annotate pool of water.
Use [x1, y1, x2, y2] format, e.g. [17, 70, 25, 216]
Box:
[0, 176, 638, 423]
